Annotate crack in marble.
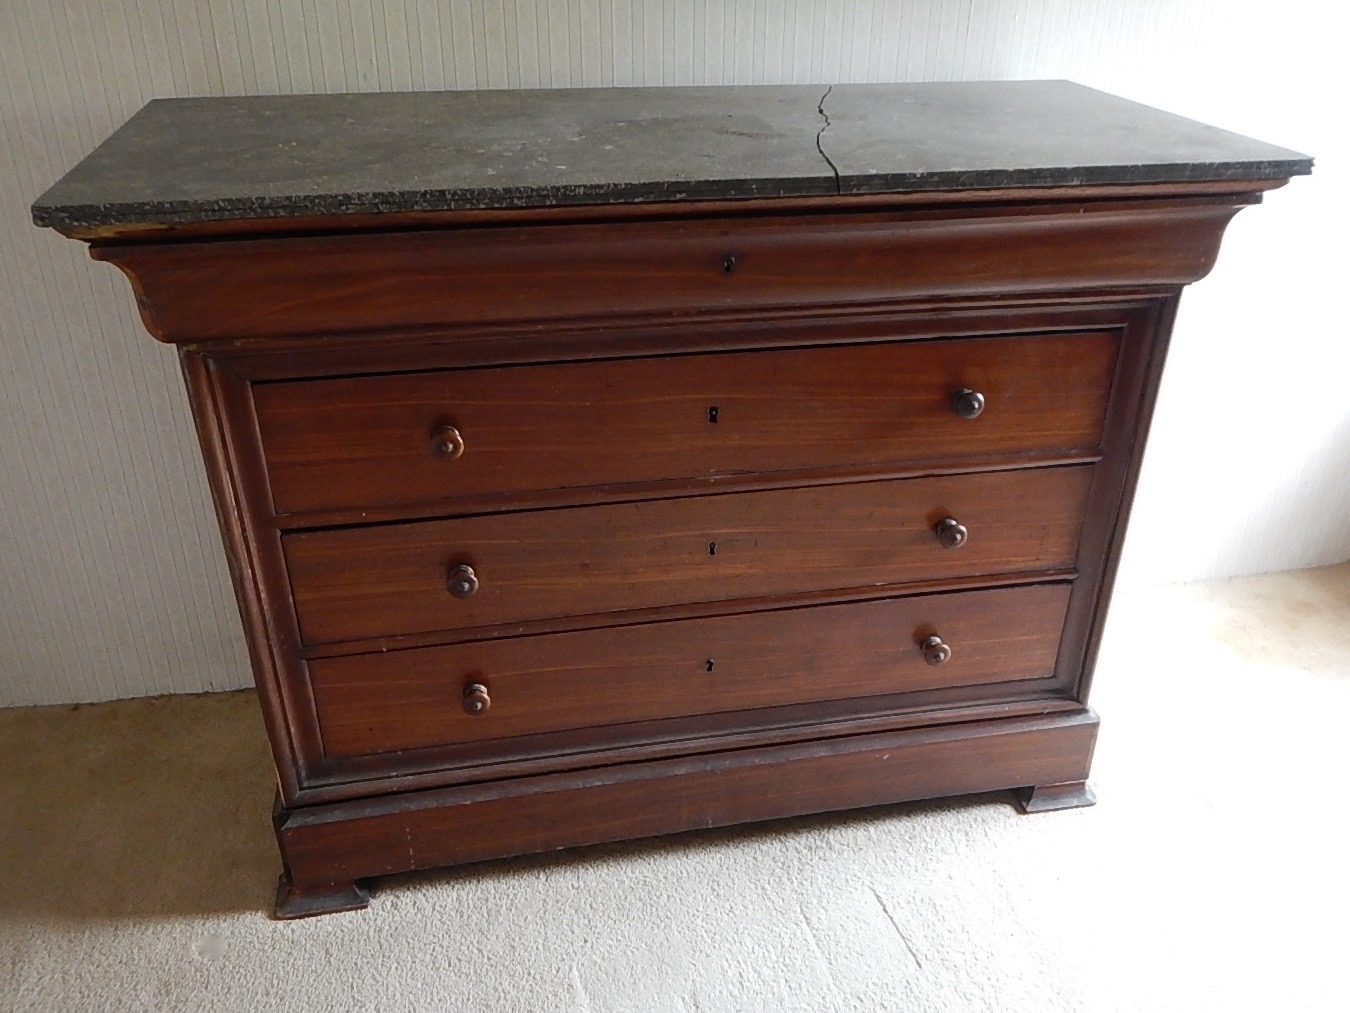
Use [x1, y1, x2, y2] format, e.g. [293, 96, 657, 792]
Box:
[815, 85, 841, 193]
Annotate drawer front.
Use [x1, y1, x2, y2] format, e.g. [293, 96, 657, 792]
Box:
[285, 466, 1092, 645]
[101, 205, 1239, 344]
[309, 583, 1072, 759]
[254, 331, 1118, 516]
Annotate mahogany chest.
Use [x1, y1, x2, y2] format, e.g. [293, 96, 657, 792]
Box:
[33, 82, 1309, 917]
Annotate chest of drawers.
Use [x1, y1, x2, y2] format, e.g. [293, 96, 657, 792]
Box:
[34, 82, 1309, 917]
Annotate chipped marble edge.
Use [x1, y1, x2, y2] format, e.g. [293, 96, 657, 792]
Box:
[835, 158, 1313, 193]
[30, 157, 1313, 231]
[30, 176, 836, 230]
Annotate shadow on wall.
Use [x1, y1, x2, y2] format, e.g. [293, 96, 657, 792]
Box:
[1122, 370, 1350, 587]
[1227, 409, 1350, 572]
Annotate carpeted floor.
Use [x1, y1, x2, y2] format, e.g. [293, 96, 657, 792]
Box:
[3, 564, 1348, 1012]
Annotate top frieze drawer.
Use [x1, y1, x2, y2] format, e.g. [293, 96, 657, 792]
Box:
[252, 331, 1118, 518]
[91, 204, 1240, 343]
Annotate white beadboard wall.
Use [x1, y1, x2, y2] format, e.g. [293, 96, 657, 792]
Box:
[1, 1, 1343, 706]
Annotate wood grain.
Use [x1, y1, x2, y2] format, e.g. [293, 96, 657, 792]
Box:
[57, 169, 1282, 904]
[255, 330, 1118, 517]
[284, 466, 1093, 645]
[94, 201, 1241, 342]
[278, 709, 1100, 887]
[307, 582, 1072, 759]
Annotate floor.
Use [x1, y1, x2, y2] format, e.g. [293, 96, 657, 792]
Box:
[2, 564, 1348, 1012]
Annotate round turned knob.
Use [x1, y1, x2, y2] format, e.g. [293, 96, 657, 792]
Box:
[448, 564, 479, 598]
[431, 423, 465, 459]
[950, 388, 986, 419]
[462, 682, 491, 715]
[935, 517, 968, 549]
[920, 635, 951, 666]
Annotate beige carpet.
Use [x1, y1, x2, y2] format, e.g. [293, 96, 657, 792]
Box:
[3, 564, 1348, 1012]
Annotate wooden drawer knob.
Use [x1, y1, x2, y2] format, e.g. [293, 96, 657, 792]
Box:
[950, 387, 985, 419]
[448, 564, 479, 598]
[462, 682, 491, 715]
[920, 635, 951, 666]
[935, 517, 968, 549]
[431, 423, 465, 459]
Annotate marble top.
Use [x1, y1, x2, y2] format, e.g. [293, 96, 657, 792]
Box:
[32, 81, 1312, 230]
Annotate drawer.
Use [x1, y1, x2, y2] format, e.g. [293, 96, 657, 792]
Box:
[96, 207, 1233, 344]
[308, 582, 1072, 759]
[253, 331, 1119, 516]
[285, 465, 1092, 645]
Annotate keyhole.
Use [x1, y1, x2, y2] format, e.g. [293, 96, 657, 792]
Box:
[722, 253, 736, 273]
[708, 406, 719, 424]
[708, 542, 717, 556]
[706, 660, 715, 672]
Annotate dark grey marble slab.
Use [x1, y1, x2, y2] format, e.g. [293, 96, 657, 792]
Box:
[32, 81, 1311, 230]
[824, 81, 1312, 191]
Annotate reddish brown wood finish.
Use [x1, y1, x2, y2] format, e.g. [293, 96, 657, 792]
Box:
[254, 331, 1117, 517]
[95, 200, 1242, 342]
[284, 466, 1093, 645]
[70, 179, 1282, 915]
[184, 296, 1139, 812]
[206, 291, 1168, 385]
[307, 691, 1087, 808]
[308, 582, 1072, 759]
[277, 709, 1100, 889]
[177, 352, 314, 803]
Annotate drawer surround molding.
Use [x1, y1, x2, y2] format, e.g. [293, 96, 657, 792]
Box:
[33, 81, 1310, 917]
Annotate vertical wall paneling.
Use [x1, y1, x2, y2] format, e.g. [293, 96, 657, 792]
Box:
[0, 1, 1339, 705]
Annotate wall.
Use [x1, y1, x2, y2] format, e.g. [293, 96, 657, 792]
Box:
[1, 0, 1341, 706]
